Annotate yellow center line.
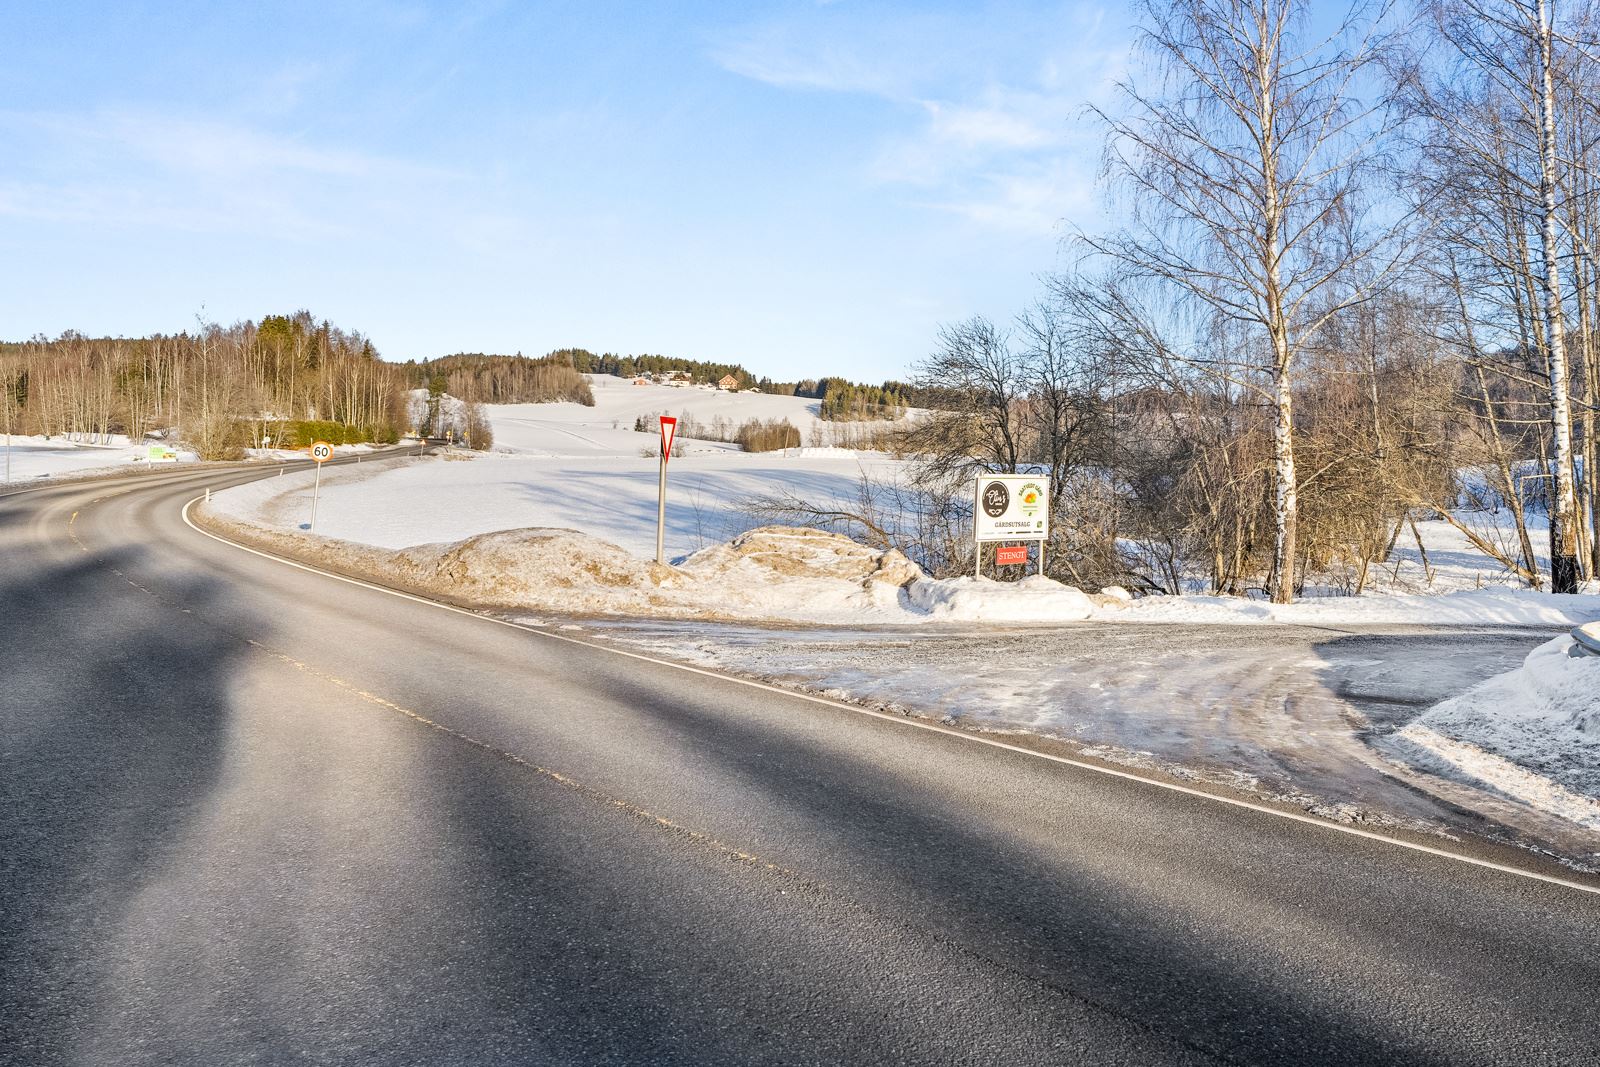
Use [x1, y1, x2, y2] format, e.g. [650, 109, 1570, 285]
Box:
[246, 636, 807, 879]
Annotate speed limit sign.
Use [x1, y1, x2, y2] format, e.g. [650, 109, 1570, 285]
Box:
[310, 441, 334, 463]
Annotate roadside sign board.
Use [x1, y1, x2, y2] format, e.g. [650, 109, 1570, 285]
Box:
[659, 416, 677, 462]
[995, 544, 1029, 566]
[310, 441, 334, 463]
[974, 474, 1049, 543]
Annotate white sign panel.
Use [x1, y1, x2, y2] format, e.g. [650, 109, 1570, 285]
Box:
[974, 474, 1050, 543]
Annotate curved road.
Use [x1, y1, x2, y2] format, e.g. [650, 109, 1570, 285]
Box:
[2, 462, 1598, 1066]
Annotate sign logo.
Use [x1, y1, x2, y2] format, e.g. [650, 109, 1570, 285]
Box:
[982, 481, 1010, 518]
[310, 441, 334, 463]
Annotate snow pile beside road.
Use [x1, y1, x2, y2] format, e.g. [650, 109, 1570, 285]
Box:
[418, 523, 931, 622]
[1378, 635, 1600, 830]
[676, 527, 921, 621]
[386, 529, 686, 615]
[199, 491, 1112, 626]
[908, 574, 1095, 622]
[1117, 588, 1600, 628]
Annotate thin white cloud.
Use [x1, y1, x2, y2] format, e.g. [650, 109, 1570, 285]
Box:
[712, 30, 913, 97]
[926, 159, 1099, 234]
[0, 108, 455, 182]
[711, 3, 1127, 236]
[0, 106, 484, 244]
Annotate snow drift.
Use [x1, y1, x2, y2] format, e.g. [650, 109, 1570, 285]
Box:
[197, 505, 1104, 627]
[1379, 635, 1600, 830]
[908, 574, 1095, 622]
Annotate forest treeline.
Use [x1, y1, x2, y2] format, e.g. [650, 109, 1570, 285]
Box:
[420, 348, 915, 421]
[758, 0, 1600, 601]
[561, 349, 754, 388]
[407, 352, 595, 406]
[0, 312, 406, 458]
[0, 317, 922, 463]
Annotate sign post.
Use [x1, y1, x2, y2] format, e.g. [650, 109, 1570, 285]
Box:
[309, 440, 333, 531]
[973, 474, 1050, 579]
[656, 416, 677, 563]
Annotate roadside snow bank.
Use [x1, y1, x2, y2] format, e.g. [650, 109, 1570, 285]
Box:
[908, 574, 1095, 622]
[196, 498, 1106, 626]
[1117, 588, 1600, 628]
[1378, 636, 1600, 829]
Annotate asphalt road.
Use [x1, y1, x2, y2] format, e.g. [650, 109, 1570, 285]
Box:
[2, 461, 1598, 1066]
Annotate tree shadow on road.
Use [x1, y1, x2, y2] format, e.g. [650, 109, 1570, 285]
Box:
[0, 546, 249, 1064]
[529, 665, 1600, 1066]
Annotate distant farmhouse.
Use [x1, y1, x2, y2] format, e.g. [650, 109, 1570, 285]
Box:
[717, 374, 739, 391]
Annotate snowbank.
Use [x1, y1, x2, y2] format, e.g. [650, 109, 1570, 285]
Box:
[1379, 635, 1600, 830]
[908, 574, 1095, 622]
[1116, 588, 1600, 629]
[196, 496, 1108, 626]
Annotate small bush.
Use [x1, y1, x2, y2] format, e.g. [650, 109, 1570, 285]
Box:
[736, 418, 800, 452]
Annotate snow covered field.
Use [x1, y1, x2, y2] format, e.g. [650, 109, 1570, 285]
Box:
[0, 434, 173, 483]
[270, 376, 892, 559]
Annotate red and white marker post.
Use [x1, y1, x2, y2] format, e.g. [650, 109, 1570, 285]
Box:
[655, 417, 677, 563]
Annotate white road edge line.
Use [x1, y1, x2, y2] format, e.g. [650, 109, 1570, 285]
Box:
[178, 492, 1600, 899]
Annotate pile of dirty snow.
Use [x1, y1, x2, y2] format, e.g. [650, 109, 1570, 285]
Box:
[676, 527, 920, 621]
[198, 500, 1107, 626]
[1378, 634, 1600, 830]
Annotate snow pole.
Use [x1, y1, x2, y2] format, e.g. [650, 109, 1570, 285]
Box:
[310, 461, 322, 532]
[309, 440, 333, 531]
[656, 455, 666, 564]
[656, 416, 677, 565]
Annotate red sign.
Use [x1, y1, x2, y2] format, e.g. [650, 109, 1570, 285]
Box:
[995, 544, 1029, 566]
[659, 416, 677, 461]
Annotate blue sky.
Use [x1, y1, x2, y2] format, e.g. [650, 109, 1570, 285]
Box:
[0, 1, 1129, 380]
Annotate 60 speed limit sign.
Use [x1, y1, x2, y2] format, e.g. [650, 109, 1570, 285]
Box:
[310, 441, 334, 463]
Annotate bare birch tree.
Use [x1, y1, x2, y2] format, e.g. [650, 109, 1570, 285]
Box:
[1410, 0, 1595, 591]
[1086, 0, 1405, 602]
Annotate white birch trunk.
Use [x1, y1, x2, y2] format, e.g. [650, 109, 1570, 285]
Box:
[1536, 0, 1582, 592]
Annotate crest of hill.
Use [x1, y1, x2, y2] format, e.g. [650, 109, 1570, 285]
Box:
[408, 351, 596, 406]
[410, 348, 919, 423]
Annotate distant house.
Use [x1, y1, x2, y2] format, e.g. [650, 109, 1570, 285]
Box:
[632, 377, 650, 386]
[717, 374, 740, 391]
